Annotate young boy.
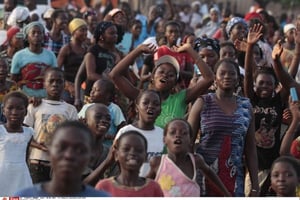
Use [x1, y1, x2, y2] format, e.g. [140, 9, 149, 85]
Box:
[14, 121, 111, 197]
[78, 78, 126, 146]
[24, 68, 78, 183]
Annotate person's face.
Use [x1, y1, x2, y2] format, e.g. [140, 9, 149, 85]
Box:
[253, 45, 262, 65]
[136, 92, 161, 125]
[54, 13, 68, 30]
[164, 120, 190, 154]
[115, 134, 147, 172]
[156, 20, 165, 34]
[86, 15, 97, 31]
[271, 162, 299, 197]
[220, 45, 236, 59]
[131, 22, 142, 38]
[152, 63, 177, 92]
[50, 127, 91, 181]
[286, 28, 296, 43]
[199, 48, 219, 68]
[165, 25, 180, 45]
[230, 22, 247, 41]
[4, 0, 15, 11]
[3, 97, 27, 127]
[10, 35, 24, 50]
[0, 60, 8, 80]
[210, 11, 219, 22]
[86, 106, 111, 138]
[27, 26, 44, 45]
[215, 62, 239, 91]
[44, 71, 64, 100]
[73, 25, 88, 41]
[254, 73, 275, 99]
[185, 35, 195, 45]
[102, 26, 118, 44]
[90, 82, 110, 104]
[112, 12, 127, 27]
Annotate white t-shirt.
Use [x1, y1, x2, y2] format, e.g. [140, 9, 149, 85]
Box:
[24, 99, 78, 161]
[115, 124, 164, 177]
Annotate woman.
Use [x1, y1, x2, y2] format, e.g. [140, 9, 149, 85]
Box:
[57, 18, 88, 104]
[109, 42, 214, 129]
[188, 58, 259, 197]
[74, 21, 122, 109]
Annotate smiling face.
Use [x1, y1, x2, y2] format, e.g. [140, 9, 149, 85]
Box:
[102, 25, 118, 44]
[136, 91, 161, 125]
[115, 133, 147, 172]
[215, 61, 239, 91]
[152, 63, 177, 92]
[271, 161, 299, 197]
[50, 126, 91, 182]
[254, 73, 275, 99]
[230, 22, 247, 42]
[199, 48, 219, 68]
[164, 120, 191, 154]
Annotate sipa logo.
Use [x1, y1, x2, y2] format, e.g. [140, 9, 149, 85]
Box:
[9, 197, 19, 200]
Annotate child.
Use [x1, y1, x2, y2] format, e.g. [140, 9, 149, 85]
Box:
[84, 90, 163, 185]
[78, 78, 126, 146]
[0, 91, 34, 196]
[147, 119, 231, 197]
[95, 130, 164, 197]
[270, 156, 300, 197]
[15, 121, 111, 197]
[24, 68, 78, 183]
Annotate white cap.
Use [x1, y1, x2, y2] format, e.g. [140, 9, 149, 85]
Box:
[155, 55, 180, 79]
[7, 6, 30, 26]
[284, 23, 296, 34]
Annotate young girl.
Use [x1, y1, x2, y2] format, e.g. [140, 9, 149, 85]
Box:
[84, 90, 164, 185]
[95, 130, 164, 197]
[0, 91, 34, 196]
[147, 119, 231, 197]
[270, 156, 300, 197]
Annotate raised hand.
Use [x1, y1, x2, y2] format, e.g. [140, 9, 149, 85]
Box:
[234, 39, 247, 52]
[247, 24, 263, 45]
[272, 40, 284, 60]
[173, 43, 193, 53]
[137, 43, 157, 54]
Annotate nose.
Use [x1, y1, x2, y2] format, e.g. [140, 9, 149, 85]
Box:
[63, 147, 76, 160]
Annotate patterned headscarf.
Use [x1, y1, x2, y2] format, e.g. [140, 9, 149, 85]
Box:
[226, 17, 248, 37]
[194, 37, 220, 55]
[23, 21, 45, 38]
[94, 21, 115, 43]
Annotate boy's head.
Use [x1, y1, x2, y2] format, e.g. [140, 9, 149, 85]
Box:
[220, 41, 236, 60]
[44, 68, 65, 100]
[90, 78, 115, 105]
[85, 103, 111, 138]
[49, 121, 93, 181]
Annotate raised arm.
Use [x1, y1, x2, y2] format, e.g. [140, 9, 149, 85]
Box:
[244, 107, 259, 197]
[244, 24, 263, 99]
[109, 44, 156, 100]
[74, 60, 86, 110]
[280, 97, 300, 155]
[288, 22, 300, 78]
[175, 43, 214, 103]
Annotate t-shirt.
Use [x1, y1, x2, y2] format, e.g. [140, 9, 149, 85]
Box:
[95, 177, 164, 197]
[14, 183, 111, 197]
[115, 124, 164, 177]
[24, 99, 78, 161]
[155, 90, 187, 128]
[10, 48, 57, 98]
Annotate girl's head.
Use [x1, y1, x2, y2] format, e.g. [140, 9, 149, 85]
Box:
[151, 55, 180, 92]
[164, 20, 180, 46]
[23, 22, 45, 46]
[270, 156, 300, 197]
[284, 24, 296, 44]
[135, 90, 161, 124]
[194, 37, 220, 68]
[2, 91, 28, 126]
[214, 58, 240, 91]
[90, 78, 115, 105]
[85, 103, 111, 139]
[0, 57, 9, 80]
[51, 9, 68, 31]
[226, 17, 248, 42]
[253, 67, 278, 99]
[220, 41, 236, 60]
[68, 18, 87, 40]
[130, 19, 142, 39]
[94, 21, 118, 44]
[182, 33, 195, 45]
[164, 119, 193, 154]
[115, 131, 148, 171]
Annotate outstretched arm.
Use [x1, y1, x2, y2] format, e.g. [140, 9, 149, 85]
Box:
[174, 43, 214, 103]
[244, 24, 263, 99]
[195, 154, 231, 196]
[288, 22, 300, 78]
[109, 44, 157, 101]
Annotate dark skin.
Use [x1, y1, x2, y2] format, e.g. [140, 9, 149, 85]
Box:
[44, 70, 64, 101]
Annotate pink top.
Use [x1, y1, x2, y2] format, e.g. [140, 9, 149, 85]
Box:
[155, 153, 200, 197]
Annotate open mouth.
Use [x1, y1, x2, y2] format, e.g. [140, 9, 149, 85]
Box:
[160, 78, 167, 83]
[174, 139, 182, 145]
[147, 109, 154, 115]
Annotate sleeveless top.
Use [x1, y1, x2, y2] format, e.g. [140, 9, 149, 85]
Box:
[196, 93, 252, 197]
[155, 153, 200, 197]
[63, 44, 86, 82]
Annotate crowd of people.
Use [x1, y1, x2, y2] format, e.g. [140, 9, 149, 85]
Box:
[1, 0, 300, 197]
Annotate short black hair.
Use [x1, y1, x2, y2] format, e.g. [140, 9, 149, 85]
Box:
[135, 89, 161, 105]
[44, 67, 64, 78]
[164, 20, 181, 33]
[115, 130, 148, 152]
[213, 58, 240, 75]
[164, 118, 193, 138]
[3, 91, 28, 108]
[271, 155, 300, 177]
[51, 9, 66, 22]
[253, 66, 278, 86]
[52, 120, 94, 146]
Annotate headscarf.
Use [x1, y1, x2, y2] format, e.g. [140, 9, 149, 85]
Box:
[93, 21, 115, 43]
[23, 21, 45, 38]
[7, 6, 30, 27]
[68, 18, 87, 35]
[194, 37, 220, 55]
[226, 17, 248, 37]
[2, 26, 23, 46]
